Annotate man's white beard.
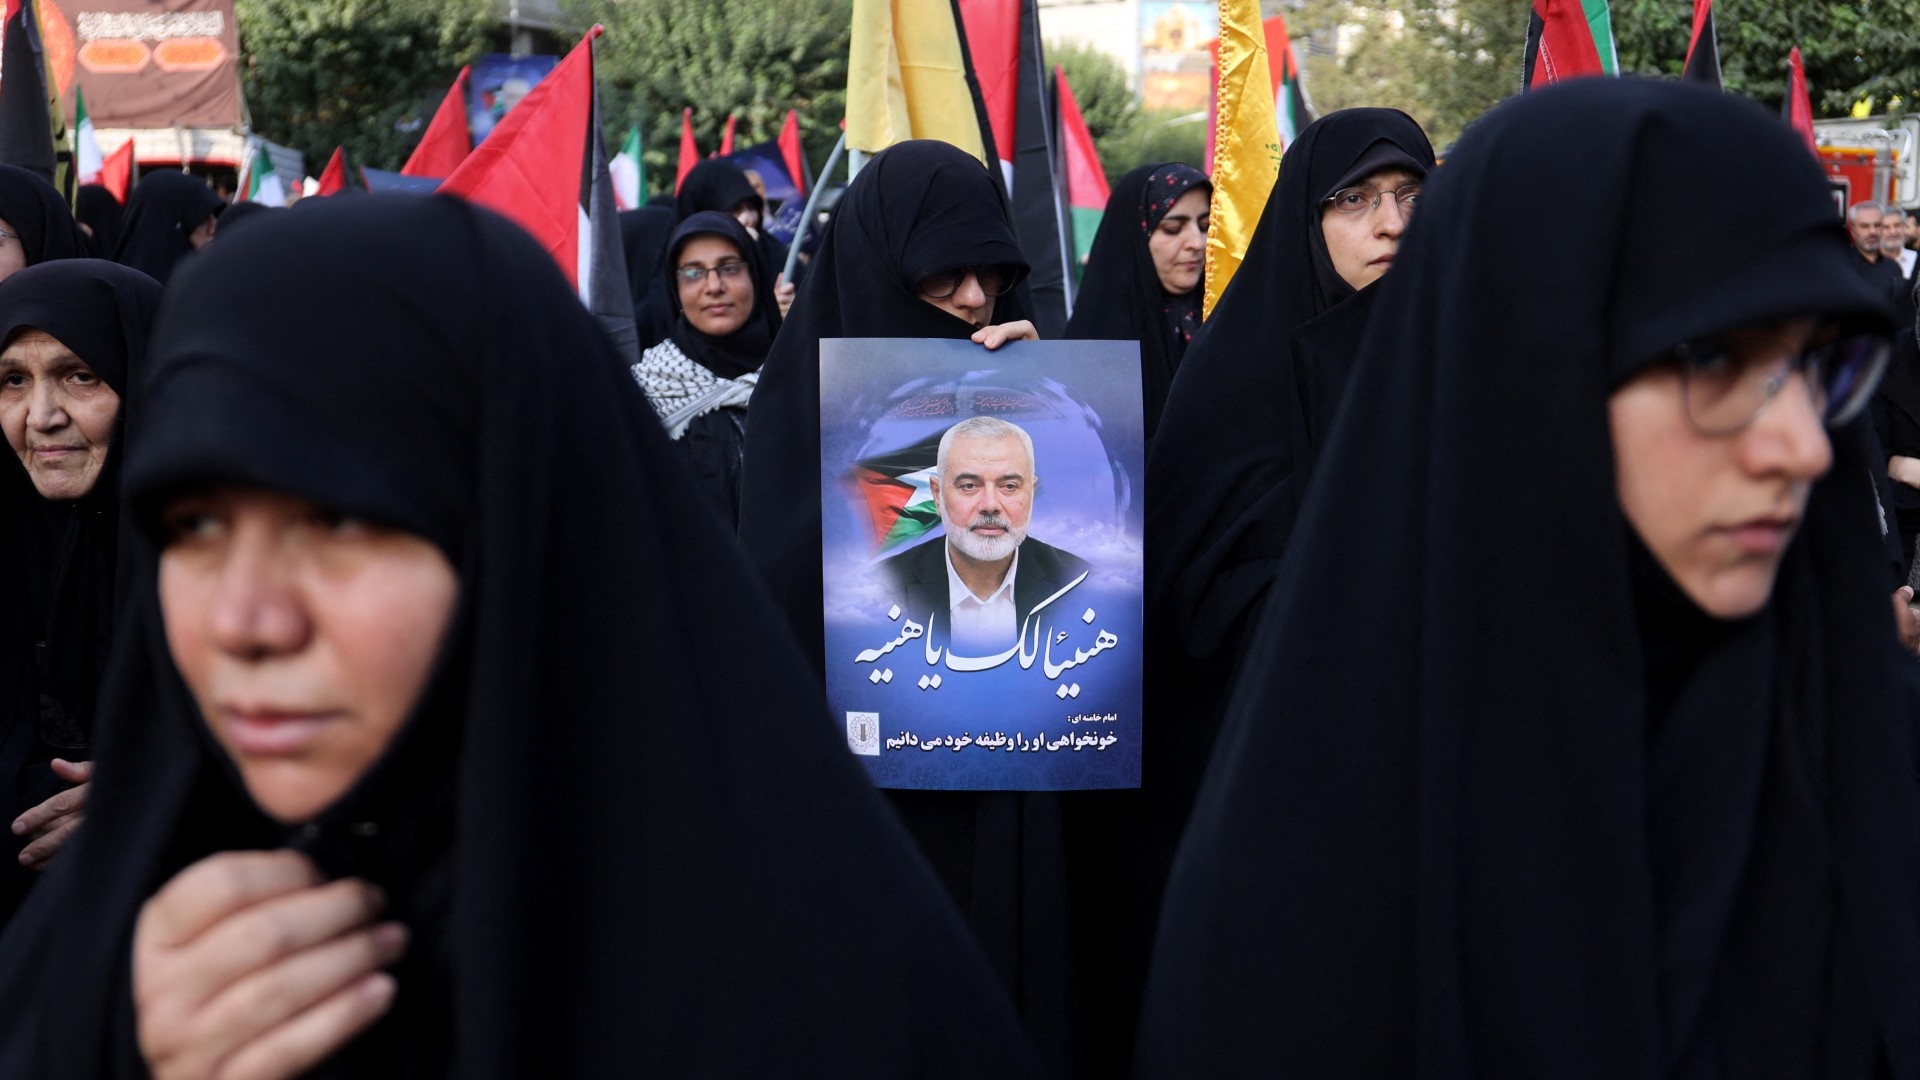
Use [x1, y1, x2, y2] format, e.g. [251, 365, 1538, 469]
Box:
[946, 511, 1027, 562]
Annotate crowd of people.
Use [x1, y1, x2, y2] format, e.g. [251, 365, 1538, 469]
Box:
[1, 75, 1918, 1077]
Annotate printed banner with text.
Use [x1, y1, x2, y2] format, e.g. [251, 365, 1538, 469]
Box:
[819, 338, 1144, 790]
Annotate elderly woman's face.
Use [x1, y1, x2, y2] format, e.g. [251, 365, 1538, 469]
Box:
[1610, 317, 1832, 619]
[159, 487, 458, 824]
[1, 330, 120, 500]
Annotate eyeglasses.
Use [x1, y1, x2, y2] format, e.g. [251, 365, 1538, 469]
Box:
[918, 266, 1013, 301]
[1322, 183, 1421, 216]
[677, 260, 749, 286]
[1666, 329, 1890, 435]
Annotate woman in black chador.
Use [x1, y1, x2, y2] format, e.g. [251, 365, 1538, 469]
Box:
[113, 171, 222, 285]
[1138, 78, 1919, 1078]
[1114, 108, 1435, 1012]
[0, 198, 1045, 1079]
[1062, 162, 1210, 442]
[0, 261, 161, 925]
[736, 139, 1096, 1077]
[0, 165, 86, 280]
[629, 210, 781, 527]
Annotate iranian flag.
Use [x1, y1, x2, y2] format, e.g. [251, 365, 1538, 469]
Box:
[610, 126, 642, 210]
[238, 142, 286, 206]
[1056, 65, 1107, 273]
[74, 86, 102, 184]
[848, 431, 946, 554]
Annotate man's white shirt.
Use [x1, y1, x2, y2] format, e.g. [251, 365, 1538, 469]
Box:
[1897, 248, 1917, 279]
[946, 542, 1020, 655]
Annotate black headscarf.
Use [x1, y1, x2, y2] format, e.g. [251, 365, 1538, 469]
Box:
[112, 171, 223, 284]
[618, 205, 676, 310]
[1063, 162, 1209, 440]
[74, 185, 124, 260]
[1139, 78, 1918, 1078]
[0, 164, 84, 269]
[661, 210, 780, 379]
[213, 198, 279, 237]
[0, 260, 161, 925]
[0, 197, 1044, 1078]
[733, 139, 1081, 1076]
[676, 158, 762, 221]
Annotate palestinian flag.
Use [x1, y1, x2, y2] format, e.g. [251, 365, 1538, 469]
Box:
[239, 142, 286, 206]
[610, 126, 642, 210]
[779, 109, 809, 197]
[0, 0, 55, 178]
[1267, 14, 1315, 148]
[676, 108, 698, 192]
[1784, 46, 1817, 156]
[402, 66, 472, 179]
[1682, 0, 1721, 88]
[1522, 0, 1610, 91]
[314, 146, 348, 196]
[958, 0, 1074, 336]
[847, 431, 946, 554]
[439, 27, 637, 362]
[73, 86, 102, 184]
[1056, 65, 1107, 274]
[98, 137, 131, 201]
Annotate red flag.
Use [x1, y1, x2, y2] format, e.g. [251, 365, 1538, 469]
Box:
[1522, 0, 1605, 91]
[440, 31, 597, 290]
[315, 146, 348, 196]
[958, 0, 1019, 181]
[1682, 0, 1721, 87]
[1785, 46, 1817, 157]
[676, 108, 698, 191]
[402, 66, 472, 179]
[99, 138, 133, 202]
[778, 109, 807, 196]
[719, 112, 737, 157]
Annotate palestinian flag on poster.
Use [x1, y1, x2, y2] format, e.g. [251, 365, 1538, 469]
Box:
[1682, 0, 1721, 88]
[239, 142, 287, 206]
[439, 27, 637, 363]
[1056, 65, 1107, 273]
[1266, 15, 1315, 149]
[610, 126, 642, 210]
[74, 85, 101, 184]
[848, 431, 946, 554]
[1522, 0, 1612, 91]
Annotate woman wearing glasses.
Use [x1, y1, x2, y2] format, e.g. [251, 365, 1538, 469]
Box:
[630, 211, 784, 528]
[1137, 78, 1917, 1077]
[1115, 112, 1438, 1032]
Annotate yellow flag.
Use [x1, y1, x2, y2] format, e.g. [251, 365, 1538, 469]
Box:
[846, 0, 988, 165]
[1203, 0, 1281, 317]
[1851, 96, 1875, 119]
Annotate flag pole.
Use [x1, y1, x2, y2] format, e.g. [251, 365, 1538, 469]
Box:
[783, 130, 847, 284]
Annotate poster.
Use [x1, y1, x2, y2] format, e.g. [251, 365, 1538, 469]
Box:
[1138, 1, 1216, 112]
[820, 338, 1144, 791]
[466, 52, 555, 144]
[38, 0, 242, 128]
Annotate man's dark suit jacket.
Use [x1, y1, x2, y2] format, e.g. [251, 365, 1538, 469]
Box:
[878, 535, 1093, 649]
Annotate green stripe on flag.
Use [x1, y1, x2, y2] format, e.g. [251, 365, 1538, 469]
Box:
[1582, 0, 1618, 75]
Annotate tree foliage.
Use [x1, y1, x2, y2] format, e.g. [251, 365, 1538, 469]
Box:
[234, 0, 492, 173]
[1286, 0, 1920, 153]
[563, 0, 851, 197]
[1052, 39, 1205, 180]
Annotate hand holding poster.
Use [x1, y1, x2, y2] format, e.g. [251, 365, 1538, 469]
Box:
[820, 338, 1143, 791]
